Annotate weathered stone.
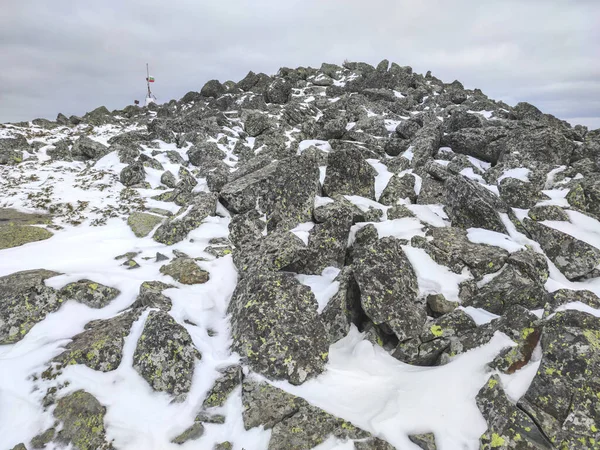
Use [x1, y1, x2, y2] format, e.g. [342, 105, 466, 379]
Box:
[0, 269, 61, 343]
[379, 173, 417, 205]
[353, 236, 425, 342]
[220, 155, 319, 232]
[59, 280, 120, 308]
[477, 375, 552, 449]
[323, 148, 376, 200]
[228, 272, 329, 384]
[171, 423, 204, 445]
[71, 136, 109, 161]
[523, 218, 600, 280]
[54, 309, 141, 372]
[133, 311, 200, 398]
[53, 390, 113, 449]
[119, 162, 146, 186]
[159, 257, 209, 284]
[0, 224, 53, 249]
[445, 175, 508, 233]
[127, 212, 163, 237]
[202, 365, 241, 408]
[153, 192, 217, 244]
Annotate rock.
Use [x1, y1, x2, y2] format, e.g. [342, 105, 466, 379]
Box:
[441, 127, 507, 164]
[498, 177, 542, 209]
[171, 423, 204, 445]
[396, 118, 422, 139]
[233, 230, 306, 276]
[320, 266, 364, 344]
[0, 136, 26, 165]
[201, 79, 226, 98]
[153, 192, 217, 244]
[54, 309, 141, 371]
[264, 79, 292, 104]
[31, 428, 56, 448]
[133, 311, 200, 398]
[477, 375, 552, 449]
[10, 444, 27, 450]
[53, 390, 113, 449]
[244, 111, 273, 137]
[228, 271, 329, 384]
[379, 173, 417, 205]
[70, 136, 109, 161]
[159, 257, 209, 284]
[131, 281, 174, 310]
[417, 175, 445, 204]
[550, 289, 600, 309]
[119, 162, 146, 186]
[294, 203, 354, 274]
[160, 170, 177, 188]
[425, 227, 508, 280]
[523, 218, 600, 280]
[527, 205, 569, 221]
[323, 148, 377, 200]
[408, 433, 437, 450]
[444, 175, 508, 233]
[202, 365, 241, 408]
[127, 212, 163, 238]
[384, 137, 410, 157]
[466, 264, 549, 314]
[241, 380, 391, 449]
[0, 224, 53, 249]
[115, 144, 141, 164]
[214, 443, 233, 450]
[47, 140, 73, 161]
[427, 293, 458, 316]
[206, 165, 230, 192]
[506, 248, 549, 284]
[353, 236, 425, 342]
[187, 142, 225, 170]
[0, 269, 61, 343]
[387, 204, 415, 219]
[220, 155, 319, 232]
[59, 280, 120, 308]
[445, 110, 482, 132]
[519, 310, 600, 448]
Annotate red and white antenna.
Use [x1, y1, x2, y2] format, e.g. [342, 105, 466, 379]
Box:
[146, 63, 156, 105]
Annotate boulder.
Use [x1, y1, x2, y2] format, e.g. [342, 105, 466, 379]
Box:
[524, 218, 600, 280]
[444, 175, 508, 233]
[159, 257, 209, 284]
[133, 311, 200, 398]
[322, 148, 377, 200]
[59, 279, 120, 308]
[228, 271, 329, 384]
[0, 269, 61, 343]
[353, 236, 425, 342]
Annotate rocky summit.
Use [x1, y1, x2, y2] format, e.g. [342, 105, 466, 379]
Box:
[1, 60, 600, 450]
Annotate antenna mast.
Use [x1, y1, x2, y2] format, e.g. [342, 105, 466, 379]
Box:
[146, 63, 152, 98]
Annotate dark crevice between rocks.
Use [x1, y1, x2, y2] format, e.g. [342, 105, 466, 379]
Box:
[516, 402, 556, 448]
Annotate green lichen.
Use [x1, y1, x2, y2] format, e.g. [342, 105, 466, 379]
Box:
[430, 325, 443, 337]
[491, 433, 506, 447]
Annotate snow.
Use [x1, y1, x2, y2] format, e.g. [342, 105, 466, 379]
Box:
[466, 156, 491, 172]
[314, 195, 335, 208]
[541, 210, 600, 250]
[460, 307, 500, 325]
[467, 228, 525, 253]
[497, 167, 530, 183]
[295, 267, 341, 313]
[405, 204, 449, 227]
[460, 167, 486, 183]
[403, 246, 471, 301]
[537, 188, 569, 207]
[401, 146, 414, 161]
[367, 159, 394, 201]
[467, 110, 494, 119]
[498, 344, 542, 403]
[273, 327, 516, 449]
[290, 221, 315, 245]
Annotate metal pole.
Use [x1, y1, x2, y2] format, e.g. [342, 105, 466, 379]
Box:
[146, 63, 151, 98]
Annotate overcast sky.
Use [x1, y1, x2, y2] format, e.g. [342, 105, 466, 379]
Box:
[1, 0, 599, 128]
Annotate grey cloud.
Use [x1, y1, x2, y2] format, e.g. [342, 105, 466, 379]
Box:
[1, 0, 599, 129]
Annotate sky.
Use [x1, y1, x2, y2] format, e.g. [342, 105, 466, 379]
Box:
[1, 0, 599, 128]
